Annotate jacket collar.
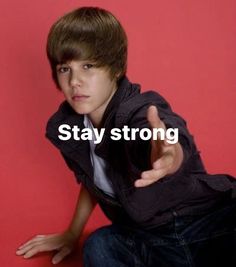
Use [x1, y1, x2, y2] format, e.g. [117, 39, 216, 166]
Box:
[45, 76, 140, 177]
[95, 76, 140, 157]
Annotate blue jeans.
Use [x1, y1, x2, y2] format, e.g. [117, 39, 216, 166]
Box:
[83, 199, 236, 267]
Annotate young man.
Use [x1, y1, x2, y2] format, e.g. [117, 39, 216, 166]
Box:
[17, 7, 236, 266]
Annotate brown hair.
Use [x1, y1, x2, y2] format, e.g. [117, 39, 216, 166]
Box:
[46, 6, 128, 89]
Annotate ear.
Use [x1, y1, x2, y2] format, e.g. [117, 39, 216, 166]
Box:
[115, 72, 121, 79]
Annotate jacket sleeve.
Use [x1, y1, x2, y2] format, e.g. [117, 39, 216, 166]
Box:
[115, 91, 203, 223]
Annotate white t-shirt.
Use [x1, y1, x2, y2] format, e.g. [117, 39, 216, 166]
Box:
[83, 115, 116, 198]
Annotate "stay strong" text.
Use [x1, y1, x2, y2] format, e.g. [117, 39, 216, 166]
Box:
[58, 125, 179, 144]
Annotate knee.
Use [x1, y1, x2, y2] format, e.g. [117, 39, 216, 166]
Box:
[83, 225, 137, 267]
[83, 227, 109, 253]
[83, 226, 116, 263]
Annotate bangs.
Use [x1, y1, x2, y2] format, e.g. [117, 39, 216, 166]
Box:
[48, 38, 95, 65]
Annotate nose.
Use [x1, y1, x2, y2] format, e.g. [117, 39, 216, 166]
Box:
[69, 70, 82, 88]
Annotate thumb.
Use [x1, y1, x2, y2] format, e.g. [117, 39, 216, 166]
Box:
[147, 105, 160, 128]
[52, 247, 71, 265]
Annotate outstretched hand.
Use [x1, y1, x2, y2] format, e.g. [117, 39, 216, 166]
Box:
[16, 231, 77, 264]
[135, 105, 184, 187]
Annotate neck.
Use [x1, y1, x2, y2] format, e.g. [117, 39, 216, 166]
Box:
[88, 85, 117, 128]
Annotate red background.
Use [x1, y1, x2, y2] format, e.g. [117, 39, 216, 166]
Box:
[1, 0, 236, 266]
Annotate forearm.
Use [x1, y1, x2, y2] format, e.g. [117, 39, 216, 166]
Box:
[67, 185, 97, 238]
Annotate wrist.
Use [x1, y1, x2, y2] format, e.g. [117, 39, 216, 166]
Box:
[65, 228, 81, 240]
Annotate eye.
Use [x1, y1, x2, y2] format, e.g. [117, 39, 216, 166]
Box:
[56, 66, 70, 73]
[83, 63, 94, 70]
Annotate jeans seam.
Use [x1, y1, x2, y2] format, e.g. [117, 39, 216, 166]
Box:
[114, 233, 145, 267]
[133, 243, 146, 267]
[174, 218, 195, 267]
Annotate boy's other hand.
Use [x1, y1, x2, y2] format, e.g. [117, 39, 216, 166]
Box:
[16, 230, 77, 264]
[135, 105, 183, 187]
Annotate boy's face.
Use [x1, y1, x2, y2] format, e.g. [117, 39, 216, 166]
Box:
[56, 60, 117, 126]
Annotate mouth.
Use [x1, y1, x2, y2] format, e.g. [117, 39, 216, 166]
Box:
[72, 94, 90, 101]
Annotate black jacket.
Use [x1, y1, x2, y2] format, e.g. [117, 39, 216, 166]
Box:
[46, 77, 236, 229]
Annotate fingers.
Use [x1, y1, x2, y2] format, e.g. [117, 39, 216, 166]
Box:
[135, 152, 174, 187]
[17, 242, 45, 259]
[21, 246, 44, 259]
[16, 232, 75, 264]
[52, 247, 72, 265]
[135, 168, 167, 187]
[147, 105, 169, 154]
[17, 235, 45, 250]
[16, 234, 60, 258]
[147, 105, 166, 130]
[16, 235, 45, 256]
